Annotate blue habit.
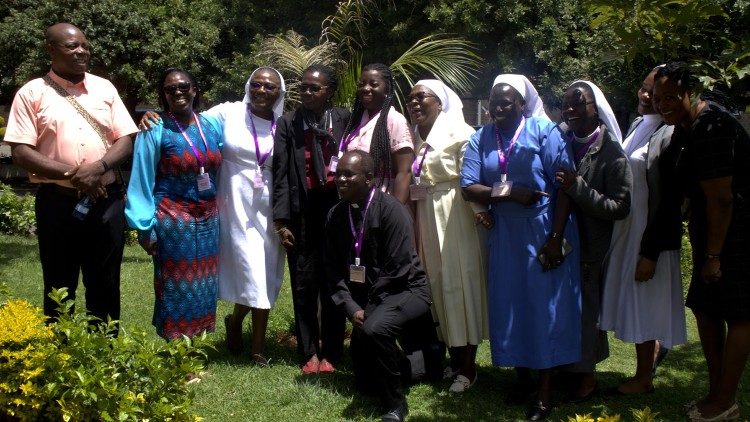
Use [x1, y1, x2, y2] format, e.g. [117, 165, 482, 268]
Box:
[460, 117, 582, 369]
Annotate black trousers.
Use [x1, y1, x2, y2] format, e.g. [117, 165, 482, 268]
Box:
[35, 184, 125, 322]
[351, 290, 431, 411]
[287, 187, 345, 362]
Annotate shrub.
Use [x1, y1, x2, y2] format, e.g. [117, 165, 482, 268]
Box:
[0, 289, 208, 421]
[0, 182, 35, 236]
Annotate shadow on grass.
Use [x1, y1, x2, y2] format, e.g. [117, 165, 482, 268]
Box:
[0, 235, 37, 265]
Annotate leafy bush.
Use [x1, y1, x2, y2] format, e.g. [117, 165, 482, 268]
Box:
[0, 289, 208, 421]
[567, 407, 660, 422]
[0, 181, 35, 236]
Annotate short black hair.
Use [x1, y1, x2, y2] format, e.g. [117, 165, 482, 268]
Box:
[157, 67, 201, 113]
[303, 63, 338, 94]
[655, 62, 699, 93]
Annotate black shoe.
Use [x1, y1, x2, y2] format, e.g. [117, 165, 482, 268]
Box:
[526, 400, 551, 421]
[381, 403, 408, 422]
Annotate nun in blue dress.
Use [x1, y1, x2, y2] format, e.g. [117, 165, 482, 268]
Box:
[460, 74, 581, 420]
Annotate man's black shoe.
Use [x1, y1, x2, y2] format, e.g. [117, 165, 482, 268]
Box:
[381, 402, 409, 421]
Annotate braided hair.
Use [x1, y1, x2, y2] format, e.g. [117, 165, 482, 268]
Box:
[342, 63, 396, 187]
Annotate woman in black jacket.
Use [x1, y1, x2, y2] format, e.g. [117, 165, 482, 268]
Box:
[272, 64, 350, 375]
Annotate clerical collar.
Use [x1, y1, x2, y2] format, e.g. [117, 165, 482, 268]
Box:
[574, 127, 600, 144]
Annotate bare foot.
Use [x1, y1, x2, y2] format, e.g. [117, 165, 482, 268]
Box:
[616, 377, 653, 394]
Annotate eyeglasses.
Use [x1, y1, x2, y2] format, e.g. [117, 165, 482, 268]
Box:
[561, 100, 595, 110]
[406, 92, 438, 103]
[299, 84, 327, 93]
[250, 81, 279, 91]
[163, 82, 192, 95]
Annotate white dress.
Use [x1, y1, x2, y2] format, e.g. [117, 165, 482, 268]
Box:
[206, 102, 285, 309]
[600, 114, 687, 348]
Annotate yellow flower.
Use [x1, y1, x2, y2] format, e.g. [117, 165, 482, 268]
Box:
[0, 299, 52, 346]
[597, 415, 621, 422]
[568, 414, 595, 422]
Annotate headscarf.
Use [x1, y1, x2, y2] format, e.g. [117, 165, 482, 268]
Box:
[570, 80, 623, 142]
[243, 67, 286, 119]
[414, 79, 465, 123]
[492, 74, 548, 119]
[413, 79, 469, 147]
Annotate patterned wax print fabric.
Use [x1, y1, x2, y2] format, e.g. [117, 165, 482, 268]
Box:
[125, 114, 223, 340]
[460, 117, 582, 369]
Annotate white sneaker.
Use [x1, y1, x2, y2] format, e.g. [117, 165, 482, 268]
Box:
[449, 374, 476, 393]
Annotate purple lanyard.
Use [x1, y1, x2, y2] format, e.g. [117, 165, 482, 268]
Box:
[411, 142, 430, 177]
[348, 188, 377, 259]
[496, 116, 525, 174]
[170, 112, 209, 172]
[340, 123, 364, 153]
[248, 111, 276, 167]
[573, 127, 601, 161]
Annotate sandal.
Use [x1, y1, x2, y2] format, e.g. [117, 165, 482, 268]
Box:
[688, 403, 740, 421]
[449, 374, 476, 393]
[251, 353, 269, 367]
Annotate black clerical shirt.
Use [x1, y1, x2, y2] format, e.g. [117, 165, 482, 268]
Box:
[325, 190, 431, 318]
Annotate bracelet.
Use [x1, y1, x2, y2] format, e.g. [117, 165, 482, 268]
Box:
[549, 232, 561, 239]
[99, 159, 110, 172]
[706, 253, 721, 260]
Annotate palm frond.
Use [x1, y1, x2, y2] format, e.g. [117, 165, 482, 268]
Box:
[334, 53, 362, 109]
[257, 30, 341, 109]
[390, 35, 483, 111]
[320, 0, 373, 57]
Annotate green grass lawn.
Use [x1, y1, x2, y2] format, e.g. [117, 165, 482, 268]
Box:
[1, 233, 747, 421]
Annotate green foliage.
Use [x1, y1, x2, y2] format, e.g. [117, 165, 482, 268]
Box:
[0, 182, 35, 236]
[586, 0, 750, 92]
[0, 288, 208, 421]
[0, 0, 224, 110]
[257, 31, 342, 109]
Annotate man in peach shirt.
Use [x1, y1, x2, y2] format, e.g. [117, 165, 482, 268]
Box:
[4, 23, 137, 322]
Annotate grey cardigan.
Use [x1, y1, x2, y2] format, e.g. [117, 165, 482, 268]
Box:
[564, 123, 633, 263]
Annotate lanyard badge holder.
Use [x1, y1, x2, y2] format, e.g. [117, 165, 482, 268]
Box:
[171, 113, 212, 192]
[348, 188, 376, 283]
[248, 112, 275, 190]
[491, 117, 525, 198]
[332, 119, 367, 172]
[410, 142, 430, 201]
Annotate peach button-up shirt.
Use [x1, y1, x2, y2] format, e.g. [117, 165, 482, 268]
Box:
[4, 70, 138, 187]
[344, 107, 414, 154]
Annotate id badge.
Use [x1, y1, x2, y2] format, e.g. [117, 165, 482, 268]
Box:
[253, 170, 265, 189]
[410, 184, 428, 201]
[349, 264, 366, 283]
[490, 181, 513, 198]
[197, 172, 211, 192]
[329, 156, 339, 172]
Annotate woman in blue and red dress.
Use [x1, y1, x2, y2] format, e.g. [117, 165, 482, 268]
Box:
[126, 68, 223, 340]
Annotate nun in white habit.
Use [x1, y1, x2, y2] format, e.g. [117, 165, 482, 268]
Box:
[406, 79, 487, 393]
[210, 67, 287, 365]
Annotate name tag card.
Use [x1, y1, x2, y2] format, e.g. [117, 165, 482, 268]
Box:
[329, 156, 339, 172]
[490, 181, 512, 198]
[253, 170, 265, 189]
[197, 173, 211, 192]
[349, 264, 366, 283]
[410, 184, 428, 201]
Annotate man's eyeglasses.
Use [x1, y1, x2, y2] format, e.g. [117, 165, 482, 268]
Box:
[407, 92, 438, 103]
[163, 82, 192, 95]
[250, 81, 279, 91]
[299, 84, 327, 93]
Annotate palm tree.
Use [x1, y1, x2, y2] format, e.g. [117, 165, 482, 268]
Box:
[258, 0, 482, 111]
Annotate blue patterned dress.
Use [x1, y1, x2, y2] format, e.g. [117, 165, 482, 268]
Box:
[460, 117, 582, 369]
[126, 114, 223, 340]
